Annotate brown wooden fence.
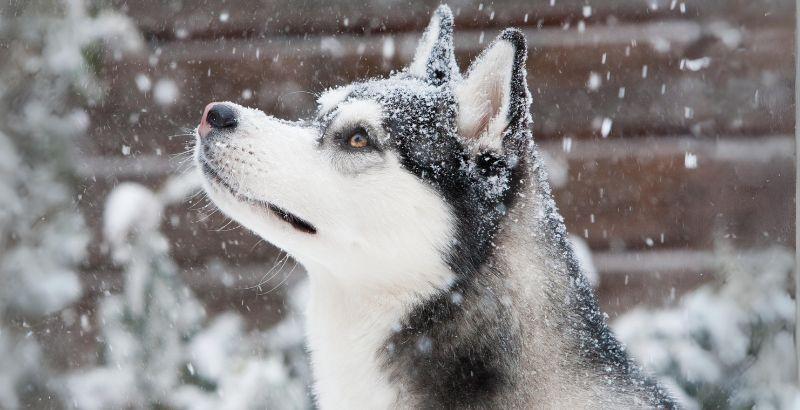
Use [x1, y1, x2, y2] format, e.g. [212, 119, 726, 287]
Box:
[79, 0, 795, 319]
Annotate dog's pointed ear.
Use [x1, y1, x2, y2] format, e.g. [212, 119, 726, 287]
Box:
[408, 5, 458, 86]
[456, 29, 531, 153]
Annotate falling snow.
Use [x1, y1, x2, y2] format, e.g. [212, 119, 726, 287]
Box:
[135, 73, 151, 92]
[684, 152, 698, 169]
[382, 37, 396, 60]
[0, 1, 791, 408]
[615, 248, 799, 408]
[682, 57, 711, 71]
[587, 71, 602, 91]
[600, 117, 613, 138]
[153, 79, 179, 106]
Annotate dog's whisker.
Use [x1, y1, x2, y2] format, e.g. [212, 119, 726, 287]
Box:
[248, 238, 265, 252]
[194, 207, 219, 223]
[171, 149, 195, 160]
[186, 194, 211, 211]
[259, 259, 298, 295]
[245, 252, 289, 290]
[281, 89, 320, 99]
[258, 253, 290, 289]
[247, 250, 289, 289]
[186, 189, 206, 201]
[212, 219, 240, 232]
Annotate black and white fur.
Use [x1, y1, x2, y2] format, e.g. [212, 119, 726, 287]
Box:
[195, 6, 675, 408]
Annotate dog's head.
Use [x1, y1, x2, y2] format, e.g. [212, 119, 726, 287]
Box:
[196, 6, 532, 290]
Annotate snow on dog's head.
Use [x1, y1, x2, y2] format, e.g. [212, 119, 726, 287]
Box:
[195, 5, 532, 291]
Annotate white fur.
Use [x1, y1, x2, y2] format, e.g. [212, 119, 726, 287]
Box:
[197, 102, 456, 408]
[456, 40, 515, 152]
[304, 265, 410, 408]
[317, 85, 353, 116]
[329, 100, 384, 137]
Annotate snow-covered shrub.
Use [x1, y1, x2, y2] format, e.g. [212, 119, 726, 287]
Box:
[63, 178, 205, 408]
[0, 0, 140, 407]
[65, 174, 311, 409]
[171, 308, 311, 410]
[614, 247, 799, 409]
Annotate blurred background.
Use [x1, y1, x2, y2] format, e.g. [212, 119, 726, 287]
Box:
[0, 0, 795, 408]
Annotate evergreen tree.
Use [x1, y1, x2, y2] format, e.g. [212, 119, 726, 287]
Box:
[0, 0, 140, 407]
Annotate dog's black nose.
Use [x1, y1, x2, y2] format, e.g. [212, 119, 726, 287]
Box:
[206, 104, 237, 129]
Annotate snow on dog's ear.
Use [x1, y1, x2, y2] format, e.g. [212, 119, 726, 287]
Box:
[408, 5, 458, 86]
[456, 29, 531, 154]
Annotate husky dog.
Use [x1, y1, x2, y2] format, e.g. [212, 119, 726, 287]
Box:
[195, 5, 675, 409]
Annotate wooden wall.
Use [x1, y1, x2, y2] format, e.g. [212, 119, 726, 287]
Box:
[79, 0, 795, 318]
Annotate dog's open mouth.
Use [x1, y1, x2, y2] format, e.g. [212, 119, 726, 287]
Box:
[199, 158, 318, 235]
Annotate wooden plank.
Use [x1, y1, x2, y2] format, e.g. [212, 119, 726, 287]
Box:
[595, 248, 792, 315]
[85, 23, 794, 156]
[112, 0, 794, 39]
[547, 135, 795, 251]
[597, 263, 710, 316]
[75, 136, 794, 268]
[594, 249, 718, 317]
[74, 249, 773, 321]
[42, 246, 758, 373]
[45, 245, 770, 372]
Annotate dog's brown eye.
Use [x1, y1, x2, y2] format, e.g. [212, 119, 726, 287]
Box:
[348, 128, 369, 148]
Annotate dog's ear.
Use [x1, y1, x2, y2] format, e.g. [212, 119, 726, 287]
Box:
[456, 29, 530, 154]
[408, 5, 458, 86]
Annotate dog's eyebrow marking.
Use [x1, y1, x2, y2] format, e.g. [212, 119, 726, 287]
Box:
[329, 99, 384, 133]
[317, 85, 354, 118]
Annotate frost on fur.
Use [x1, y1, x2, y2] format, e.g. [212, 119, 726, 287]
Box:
[456, 29, 531, 155]
[408, 5, 459, 86]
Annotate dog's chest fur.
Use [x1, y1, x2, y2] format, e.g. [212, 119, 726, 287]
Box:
[303, 254, 460, 409]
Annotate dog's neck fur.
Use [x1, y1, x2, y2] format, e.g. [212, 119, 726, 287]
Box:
[304, 254, 461, 407]
[302, 155, 593, 408]
[302, 153, 671, 409]
[304, 268, 422, 408]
